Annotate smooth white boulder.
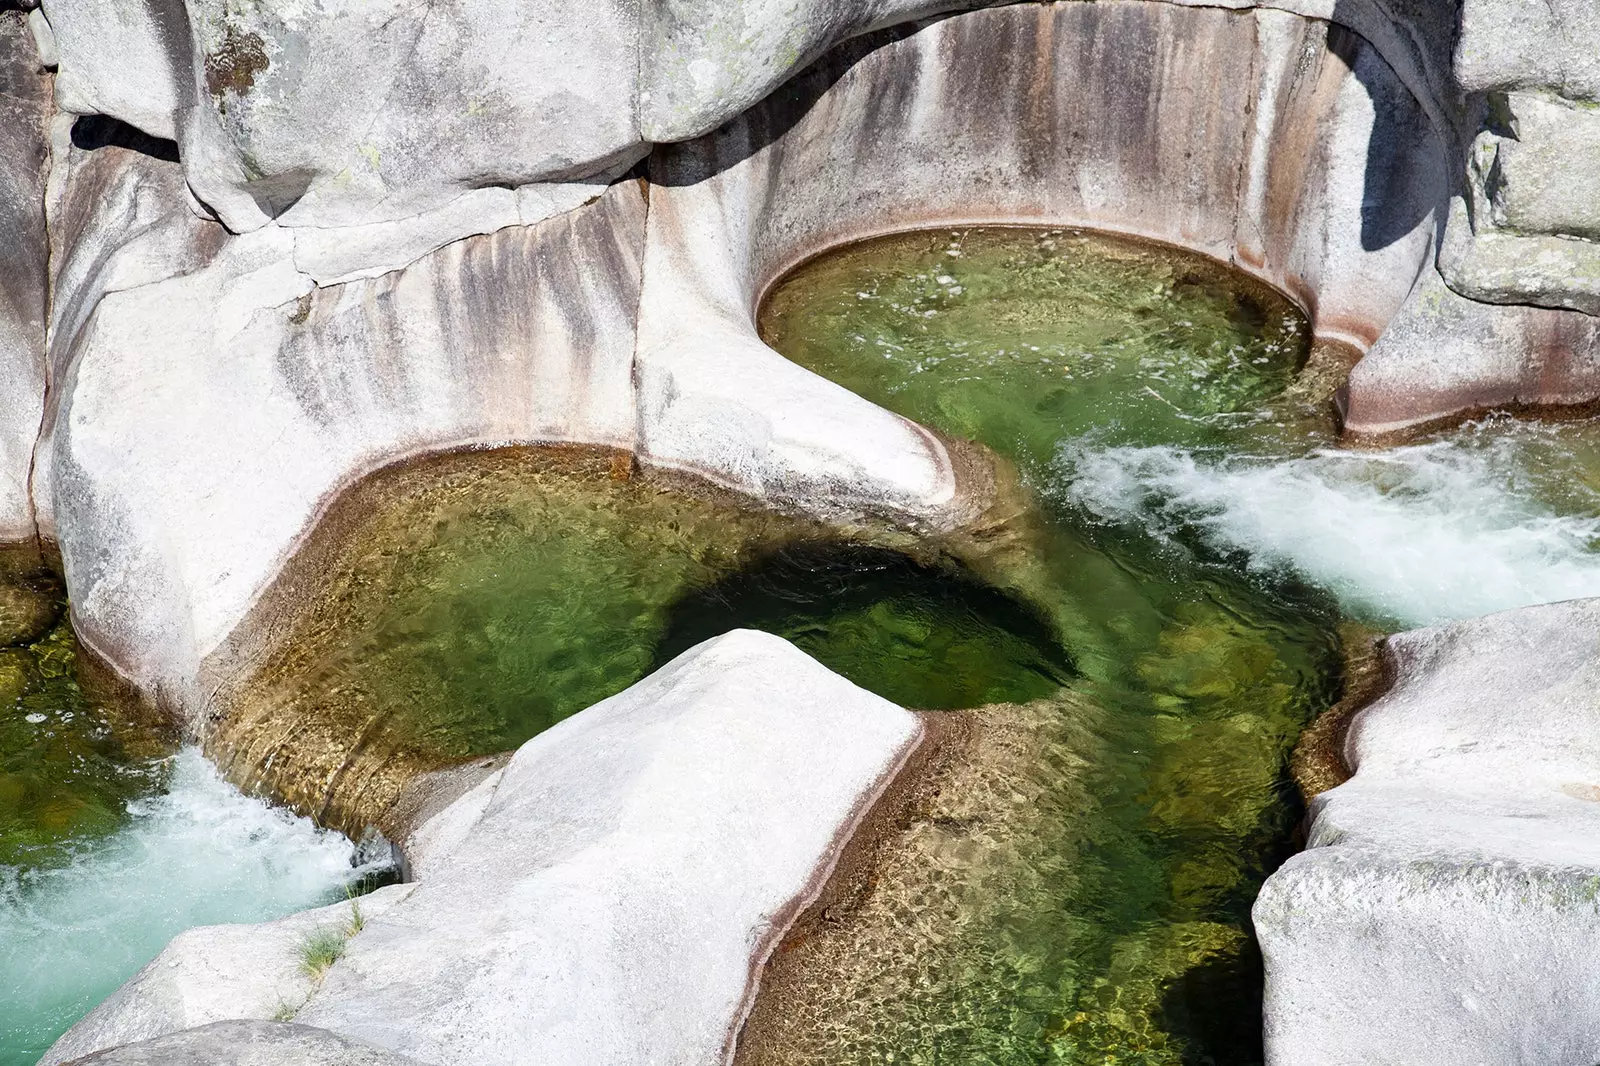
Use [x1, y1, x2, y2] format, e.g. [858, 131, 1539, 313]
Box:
[45, 179, 645, 704]
[42, 886, 416, 1066]
[295, 630, 921, 1064]
[1256, 598, 1600, 1066]
[52, 631, 923, 1066]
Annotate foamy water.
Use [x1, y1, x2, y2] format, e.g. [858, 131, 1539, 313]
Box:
[0, 747, 384, 1063]
[1054, 422, 1600, 628]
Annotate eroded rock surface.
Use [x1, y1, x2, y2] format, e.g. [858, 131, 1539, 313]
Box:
[0, 12, 51, 541]
[1255, 597, 1600, 1065]
[53, 632, 922, 1066]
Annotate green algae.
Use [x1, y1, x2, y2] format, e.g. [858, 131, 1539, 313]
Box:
[0, 550, 169, 870]
[746, 227, 1345, 1065]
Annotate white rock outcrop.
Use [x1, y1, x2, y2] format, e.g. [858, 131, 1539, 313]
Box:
[56, 1020, 426, 1066]
[49, 631, 924, 1066]
[1255, 597, 1600, 1066]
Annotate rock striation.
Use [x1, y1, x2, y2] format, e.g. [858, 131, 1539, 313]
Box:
[1255, 597, 1600, 1065]
[0, 11, 51, 542]
[49, 631, 924, 1066]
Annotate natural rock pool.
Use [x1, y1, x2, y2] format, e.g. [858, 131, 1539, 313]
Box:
[742, 227, 1600, 1063]
[12, 227, 1600, 1064]
[209, 448, 1081, 834]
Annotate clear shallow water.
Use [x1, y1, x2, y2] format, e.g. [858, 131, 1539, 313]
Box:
[221, 449, 1079, 832]
[758, 227, 1344, 1065]
[753, 226, 1600, 1064]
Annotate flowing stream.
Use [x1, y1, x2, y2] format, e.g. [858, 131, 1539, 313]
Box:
[6, 225, 1600, 1064]
[746, 226, 1600, 1063]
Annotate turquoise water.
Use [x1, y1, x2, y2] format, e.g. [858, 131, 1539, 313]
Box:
[0, 556, 385, 1065]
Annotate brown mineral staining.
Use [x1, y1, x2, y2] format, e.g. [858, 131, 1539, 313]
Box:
[1291, 622, 1392, 801]
[204, 25, 269, 99]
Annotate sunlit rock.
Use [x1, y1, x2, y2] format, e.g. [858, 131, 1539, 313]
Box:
[1256, 597, 1600, 1065]
[53, 631, 922, 1066]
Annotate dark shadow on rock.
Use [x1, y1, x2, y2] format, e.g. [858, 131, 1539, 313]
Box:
[70, 114, 181, 163]
[1329, 2, 1456, 252]
[649, 20, 927, 188]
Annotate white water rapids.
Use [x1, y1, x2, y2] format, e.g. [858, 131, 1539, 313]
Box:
[1054, 417, 1600, 628]
[0, 747, 384, 1062]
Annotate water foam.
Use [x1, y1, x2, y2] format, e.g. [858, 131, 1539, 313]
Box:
[1054, 424, 1600, 628]
[0, 747, 382, 1063]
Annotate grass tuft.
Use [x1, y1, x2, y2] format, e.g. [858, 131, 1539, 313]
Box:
[297, 927, 348, 980]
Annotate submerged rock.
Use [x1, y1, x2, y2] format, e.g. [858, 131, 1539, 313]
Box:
[1255, 597, 1600, 1065]
[55, 631, 923, 1066]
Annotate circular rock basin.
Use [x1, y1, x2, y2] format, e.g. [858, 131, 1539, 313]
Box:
[213, 448, 1078, 834]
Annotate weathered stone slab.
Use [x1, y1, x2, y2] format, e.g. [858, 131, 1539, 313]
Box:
[1256, 598, 1600, 1065]
[294, 630, 921, 1064]
[51, 632, 922, 1066]
[1342, 264, 1600, 435]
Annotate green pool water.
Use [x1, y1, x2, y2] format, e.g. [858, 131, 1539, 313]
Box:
[219, 449, 1075, 831]
[752, 227, 1347, 1064]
